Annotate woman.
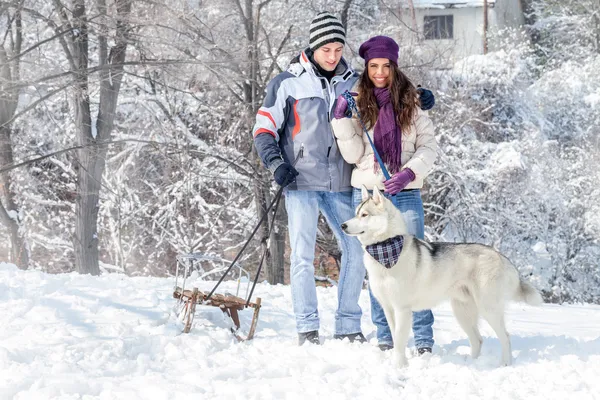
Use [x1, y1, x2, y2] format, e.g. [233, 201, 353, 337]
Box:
[331, 36, 437, 353]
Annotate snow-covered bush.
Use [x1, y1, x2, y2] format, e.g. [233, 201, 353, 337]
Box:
[423, 24, 600, 303]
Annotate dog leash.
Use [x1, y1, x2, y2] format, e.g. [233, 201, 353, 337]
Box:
[341, 91, 391, 181]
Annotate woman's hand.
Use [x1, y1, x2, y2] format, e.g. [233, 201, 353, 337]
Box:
[383, 168, 416, 195]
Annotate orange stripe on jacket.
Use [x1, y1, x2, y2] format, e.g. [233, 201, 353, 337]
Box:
[292, 100, 301, 140]
[254, 128, 276, 138]
[257, 110, 276, 128]
[301, 52, 308, 63]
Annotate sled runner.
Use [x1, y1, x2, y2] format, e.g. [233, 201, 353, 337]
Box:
[173, 253, 262, 341]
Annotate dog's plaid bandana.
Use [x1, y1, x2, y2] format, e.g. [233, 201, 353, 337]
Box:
[365, 235, 404, 269]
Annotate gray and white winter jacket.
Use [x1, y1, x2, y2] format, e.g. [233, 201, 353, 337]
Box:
[253, 49, 359, 192]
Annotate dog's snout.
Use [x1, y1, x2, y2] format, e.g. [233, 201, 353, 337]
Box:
[341, 223, 348, 231]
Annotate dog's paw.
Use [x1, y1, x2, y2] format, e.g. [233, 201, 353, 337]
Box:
[470, 338, 483, 359]
[501, 357, 513, 367]
[392, 353, 408, 368]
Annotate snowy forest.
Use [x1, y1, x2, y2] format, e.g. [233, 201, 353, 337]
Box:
[0, 0, 599, 303]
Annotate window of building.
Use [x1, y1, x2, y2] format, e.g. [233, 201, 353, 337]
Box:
[424, 15, 454, 40]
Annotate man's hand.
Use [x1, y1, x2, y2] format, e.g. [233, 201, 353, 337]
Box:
[417, 87, 435, 111]
[274, 163, 299, 187]
[333, 92, 357, 119]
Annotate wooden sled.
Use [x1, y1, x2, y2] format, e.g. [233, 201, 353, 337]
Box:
[173, 253, 262, 341]
[173, 287, 261, 340]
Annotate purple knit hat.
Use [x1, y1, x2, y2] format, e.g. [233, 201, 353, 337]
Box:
[358, 36, 399, 65]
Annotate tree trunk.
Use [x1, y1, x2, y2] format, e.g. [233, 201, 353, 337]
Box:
[0, 126, 29, 269]
[268, 199, 286, 284]
[340, 0, 353, 30]
[0, 7, 29, 270]
[250, 142, 285, 284]
[241, 0, 286, 285]
[69, 0, 97, 274]
[71, 0, 132, 275]
[407, 0, 419, 36]
[483, 0, 489, 54]
[74, 137, 102, 275]
[593, 7, 600, 54]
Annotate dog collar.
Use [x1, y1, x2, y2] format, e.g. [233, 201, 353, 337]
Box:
[365, 235, 404, 269]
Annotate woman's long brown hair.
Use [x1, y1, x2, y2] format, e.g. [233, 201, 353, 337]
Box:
[356, 64, 419, 132]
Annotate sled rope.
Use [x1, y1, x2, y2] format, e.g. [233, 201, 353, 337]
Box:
[205, 150, 302, 304]
[204, 185, 283, 302]
[245, 186, 284, 306]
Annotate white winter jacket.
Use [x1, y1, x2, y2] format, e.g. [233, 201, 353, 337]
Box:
[331, 101, 437, 191]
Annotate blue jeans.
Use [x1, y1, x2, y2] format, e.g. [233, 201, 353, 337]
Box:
[352, 188, 434, 348]
[285, 190, 366, 335]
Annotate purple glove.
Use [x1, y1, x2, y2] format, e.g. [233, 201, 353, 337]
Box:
[383, 168, 416, 195]
[333, 92, 357, 119]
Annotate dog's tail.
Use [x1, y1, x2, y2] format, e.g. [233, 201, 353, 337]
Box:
[515, 280, 544, 306]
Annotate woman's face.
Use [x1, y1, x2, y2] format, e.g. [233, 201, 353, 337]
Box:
[367, 58, 391, 88]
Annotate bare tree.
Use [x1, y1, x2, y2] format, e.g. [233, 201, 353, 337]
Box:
[51, 0, 132, 275]
[340, 0, 353, 30]
[483, 0, 489, 54]
[225, 0, 292, 284]
[0, 1, 29, 269]
[91, 0, 296, 281]
[406, 0, 418, 35]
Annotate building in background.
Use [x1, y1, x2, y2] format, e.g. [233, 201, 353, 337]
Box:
[398, 0, 525, 67]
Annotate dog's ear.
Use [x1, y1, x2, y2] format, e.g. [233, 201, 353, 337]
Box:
[361, 185, 370, 202]
[372, 186, 384, 206]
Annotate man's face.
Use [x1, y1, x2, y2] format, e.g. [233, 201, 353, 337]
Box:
[312, 42, 344, 71]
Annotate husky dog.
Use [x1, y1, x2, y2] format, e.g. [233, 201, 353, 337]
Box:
[341, 186, 543, 367]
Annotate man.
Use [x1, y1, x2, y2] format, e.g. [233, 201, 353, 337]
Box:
[252, 12, 434, 346]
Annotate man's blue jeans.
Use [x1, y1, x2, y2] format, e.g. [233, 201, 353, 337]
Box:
[352, 188, 434, 349]
[285, 190, 365, 335]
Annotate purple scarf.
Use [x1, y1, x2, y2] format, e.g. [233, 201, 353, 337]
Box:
[373, 88, 402, 174]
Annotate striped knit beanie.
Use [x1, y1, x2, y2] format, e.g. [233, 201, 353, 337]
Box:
[309, 12, 346, 51]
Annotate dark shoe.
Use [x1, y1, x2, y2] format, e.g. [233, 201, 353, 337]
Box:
[298, 330, 320, 346]
[417, 347, 432, 355]
[333, 332, 367, 343]
[378, 343, 394, 351]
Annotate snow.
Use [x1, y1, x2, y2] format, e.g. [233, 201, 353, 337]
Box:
[524, 242, 555, 290]
[91, 117, 98, 140]
[452, 49, 528, 86]
[488, 142, 525, 175]
[1, 262, 599, 399]
[584, 92, 600, 109]
[7, 210, 19, 222]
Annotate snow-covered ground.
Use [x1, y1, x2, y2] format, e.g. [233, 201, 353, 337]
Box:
[1, 262, 599, 400]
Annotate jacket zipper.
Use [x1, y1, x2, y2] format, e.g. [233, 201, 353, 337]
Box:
[294, 143, 304, 165]
[323, 77, 337, 191]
